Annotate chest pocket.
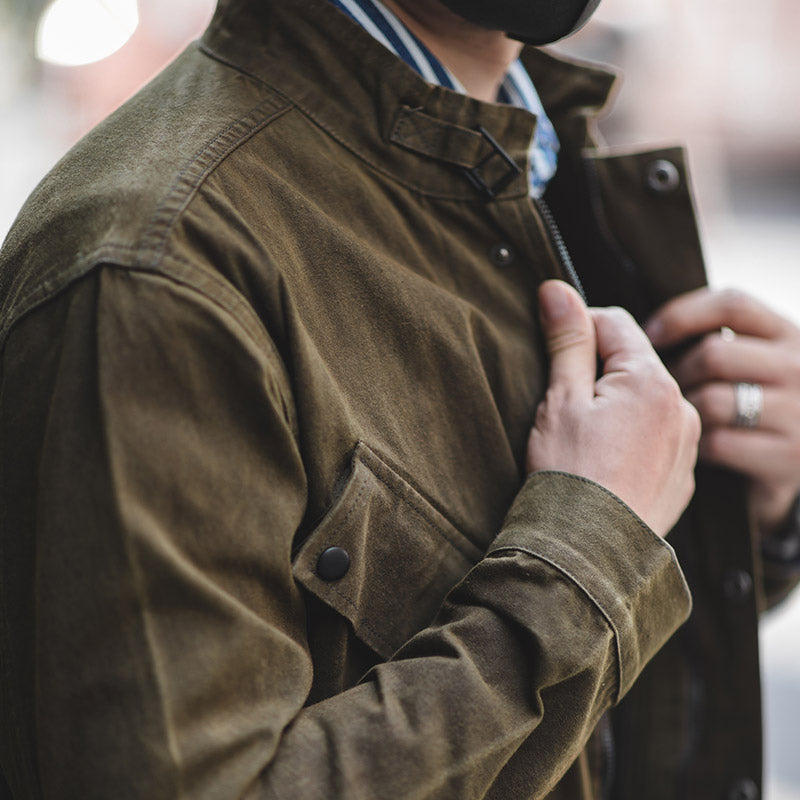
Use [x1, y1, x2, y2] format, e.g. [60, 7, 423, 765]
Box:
[292, 441, 484, 659]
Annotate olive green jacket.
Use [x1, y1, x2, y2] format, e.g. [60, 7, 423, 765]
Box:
[0, 1, 792, 798]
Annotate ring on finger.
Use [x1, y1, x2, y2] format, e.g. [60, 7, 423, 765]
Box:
[732, 382, 763, 428]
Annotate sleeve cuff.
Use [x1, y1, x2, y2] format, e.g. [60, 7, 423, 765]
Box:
[761, 491, 800, 579]
[487, 470, 692, 702]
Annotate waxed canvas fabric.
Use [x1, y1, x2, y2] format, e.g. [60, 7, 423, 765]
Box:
[0, 0, 796, 798]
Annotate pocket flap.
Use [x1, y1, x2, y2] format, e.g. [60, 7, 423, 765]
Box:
[292, 442, 483, 659]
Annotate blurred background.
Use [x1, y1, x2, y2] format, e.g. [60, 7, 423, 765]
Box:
[0, 0, 798, 797]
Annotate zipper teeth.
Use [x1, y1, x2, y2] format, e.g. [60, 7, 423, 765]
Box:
[534, 196, 586, 303]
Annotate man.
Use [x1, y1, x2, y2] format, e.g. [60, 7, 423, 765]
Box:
[1, 0, 798, 797]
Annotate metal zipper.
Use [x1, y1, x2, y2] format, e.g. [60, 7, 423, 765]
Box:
[535, 191, 617, 797]
[534, 195, 586, 303]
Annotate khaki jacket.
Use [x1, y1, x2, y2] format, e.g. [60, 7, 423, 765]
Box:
[0, 0, 792, 797]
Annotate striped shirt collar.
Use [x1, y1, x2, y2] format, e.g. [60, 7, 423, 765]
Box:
[328, 0, 559, 197]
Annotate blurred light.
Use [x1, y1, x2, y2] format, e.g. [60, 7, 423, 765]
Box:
[592, 0, 668, 30]
[35, 0, 139, 67]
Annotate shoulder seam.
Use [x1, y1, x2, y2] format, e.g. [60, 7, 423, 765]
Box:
[3, 257, 299, 438]
[0, 98, 293, 344]
[138, 99, 293, 268]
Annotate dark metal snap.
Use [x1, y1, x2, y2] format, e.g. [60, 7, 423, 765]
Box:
[723, 569, 753, 602]
[646, 159, 681, 194]
[727, 778, 759, 800]
[490, 243, 515, 267]
[316, 546, 351, 581]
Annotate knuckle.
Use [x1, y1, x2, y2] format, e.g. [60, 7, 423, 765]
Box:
[787, 351, 800, 383]
[643, 370, 697, 429]
[534, 400, 554, 431]
[684, 400, 702, 440]
[596, 305, 636, 333]
[703, 428, 727, 460]
[543, 383, 569, 409]
[719, 287, 750, 316]
[536, 387, 578, 426]
[606, 305, 636, 327]
[696, 335, 725, 374]
[693, 384, 724, 420]
[664, 386, 685, 417]
[546, 328, 592, 355]
[685, 472, 697, 503]
[649, 368, 682, 403]
[635, 351, 670, 382]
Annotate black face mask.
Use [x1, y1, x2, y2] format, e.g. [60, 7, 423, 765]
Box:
[437, 0, 602, 46]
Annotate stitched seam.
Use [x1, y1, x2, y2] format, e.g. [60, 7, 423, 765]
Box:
[529, 470, 658, 540]
[488, 545, 624, 702]
[390, 111, 482, 168]
[6, 246, 268, 347]
[357, 441, 482, 549]
[319, 582, 394, 655]
[368, 467, 477, 562]
[306, 451, 476, 655]
[138, 101, 292, 266]
[293, 99, 526, 199]
[310, 469, 393, 653]
[3, 258, 299, 441]
[1, 101, 293, 344]
[126, 261, 299, 439]
[199, 42, 527, 202]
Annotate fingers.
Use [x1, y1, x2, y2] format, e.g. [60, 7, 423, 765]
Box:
[641, 286, 800, 534]
[591, 305, 660, 376]
[538, 280, 596, 398]
[700, 422, 800, 533]
[697, 427, 797, 483]
[669, 331, 800, 390]
[685, 382, 793, 434]
[530, 287, 700, 537]
[646, 287, 788, 349]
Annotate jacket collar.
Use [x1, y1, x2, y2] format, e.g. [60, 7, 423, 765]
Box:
[201, 0, 617, 200]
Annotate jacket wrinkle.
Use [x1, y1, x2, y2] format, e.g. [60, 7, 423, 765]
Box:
[0, 0, 792, 798]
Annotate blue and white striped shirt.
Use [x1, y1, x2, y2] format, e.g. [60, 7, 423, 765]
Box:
[328, 0, 559, 197]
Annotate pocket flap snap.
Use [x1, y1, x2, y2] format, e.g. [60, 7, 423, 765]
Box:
[292, 442, 483, 659]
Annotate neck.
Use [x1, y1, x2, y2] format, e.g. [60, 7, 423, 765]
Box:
[381, 0, 523, 102]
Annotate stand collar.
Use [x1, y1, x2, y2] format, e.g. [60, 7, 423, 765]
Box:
[202, 0, 617, 200]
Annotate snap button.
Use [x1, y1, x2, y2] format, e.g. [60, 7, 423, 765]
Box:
[723, 569, 753, 602]
[489, 243, 515, 267]
[646, 159, 680, 194]
[727, 778, 759, 800]
[316, 547, 351, 582]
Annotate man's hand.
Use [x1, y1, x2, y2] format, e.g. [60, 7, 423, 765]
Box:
[645, 287, 800, 534]
[527, 280, 701, 538]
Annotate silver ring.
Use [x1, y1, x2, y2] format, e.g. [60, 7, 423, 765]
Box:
[733, 382, 763, 428]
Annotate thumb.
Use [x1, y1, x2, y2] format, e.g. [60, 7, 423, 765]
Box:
[538, 280, 597, 396]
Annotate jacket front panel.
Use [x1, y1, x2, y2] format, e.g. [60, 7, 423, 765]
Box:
[0, 0, 774, 798]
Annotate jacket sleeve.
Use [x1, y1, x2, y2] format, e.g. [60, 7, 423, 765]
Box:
[0, 266, 691, 800]
[758, 498, 800, 610]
